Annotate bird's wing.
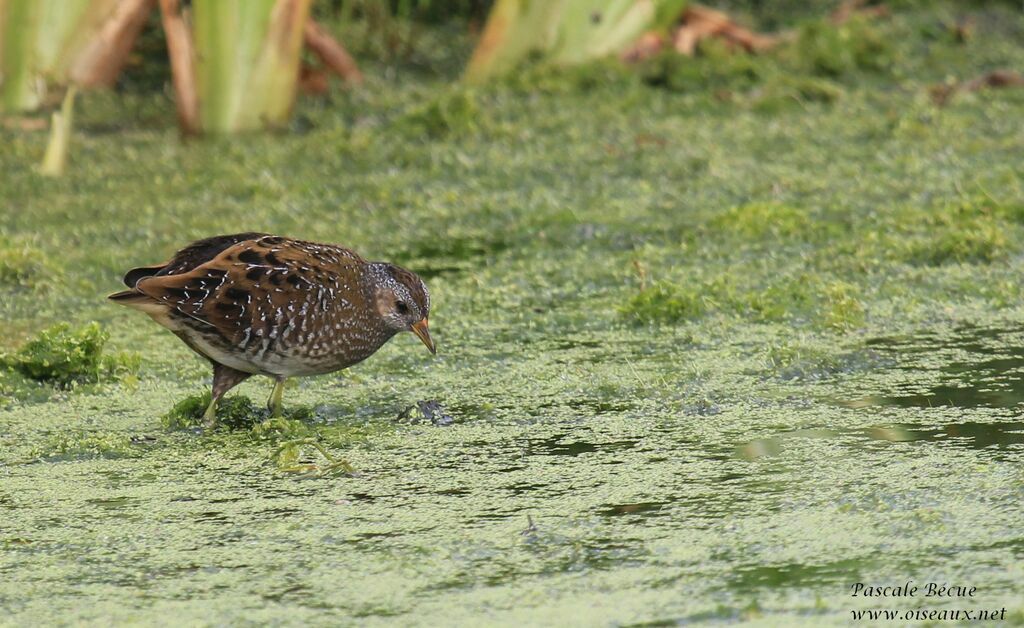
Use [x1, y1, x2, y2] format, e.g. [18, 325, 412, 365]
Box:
[120, 232, 268, 288]
[132, 236, 366, 342]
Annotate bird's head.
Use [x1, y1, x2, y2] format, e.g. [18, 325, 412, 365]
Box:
[371, 263, 435, 354]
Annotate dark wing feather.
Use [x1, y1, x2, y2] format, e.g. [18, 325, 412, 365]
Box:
[120, 232, 268, 288]
[122, 264, 168, 289]
[132, 236, 366, 341]
[157, 232, 270, 276]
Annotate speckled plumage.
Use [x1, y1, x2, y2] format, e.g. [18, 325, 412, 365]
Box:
[110, 233, 435, 425]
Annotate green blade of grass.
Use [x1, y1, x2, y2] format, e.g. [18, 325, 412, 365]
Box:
[38, 85, 76, 177]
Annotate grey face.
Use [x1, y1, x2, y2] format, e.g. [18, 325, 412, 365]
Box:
[375, 281, 426, 332]
[365, 261, 428, 329]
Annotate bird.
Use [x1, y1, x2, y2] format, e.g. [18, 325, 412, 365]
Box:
[109, 233, 435, 427]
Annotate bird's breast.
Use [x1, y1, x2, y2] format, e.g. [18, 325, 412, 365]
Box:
[230, 290, 393, 377]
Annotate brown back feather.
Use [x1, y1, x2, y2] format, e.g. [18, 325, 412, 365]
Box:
[131, 236, 368, 341]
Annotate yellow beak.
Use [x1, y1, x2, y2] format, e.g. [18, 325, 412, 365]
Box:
[410, 318, 436, 354]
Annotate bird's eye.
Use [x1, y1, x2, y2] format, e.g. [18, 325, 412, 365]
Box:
[396, 301, 409, 314]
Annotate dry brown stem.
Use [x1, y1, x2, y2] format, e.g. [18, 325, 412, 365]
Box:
[157, 0, 199, 135]
[304, 20, 363, 86]
[70, 0, 156, 88]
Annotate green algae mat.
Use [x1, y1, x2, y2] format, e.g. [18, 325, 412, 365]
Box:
[3, 4, 1024, 625]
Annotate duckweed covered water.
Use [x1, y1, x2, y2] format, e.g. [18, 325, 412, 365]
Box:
[3, 3, 1024, 624]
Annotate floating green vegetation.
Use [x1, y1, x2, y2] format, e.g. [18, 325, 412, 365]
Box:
[815, 195, 1024, 272]
[504, 57, 640, 94]
[247, 408, 397, 449]
[250, 416, 378, 477]
[621, 274, 863, 329]
[0, 239, 57, 290]
[1, 322, 139, 388]
[986, 198, 1024, 225]
[27, 431, 142, 462]
[819, 280, 865, 330]
[639, 13, 890, 105]
[396, 399, 456, 426]
[743, 277, 865, 329]
[887, 203, 1015, 266]
[764, 341, 843, 380]
[162, 392, 259, 431]
[746, 276, 817, 322]
[707, 202, 813, 241]
[165, 394, 351, 474]
[751, 75, 844, 112]
[619, 281, 713, 325]
[910, 215, 1008, 266]
[791, 16, 892, 78]
[640, 38, 765, 94]
[974, 278, 1024, 309]
[271, 437, 355, 477]
[399, 89, 480, 138]
[399, 231, 511, 264]
[162, 392, 314, 431]
[249, 415, 317, 439]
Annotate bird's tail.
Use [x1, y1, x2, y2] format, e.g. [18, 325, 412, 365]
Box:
[108, 289, 160, 311]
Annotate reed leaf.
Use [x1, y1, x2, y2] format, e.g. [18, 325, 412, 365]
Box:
[0, 0, 119, 112]
[464, 0, 687, 84]
[191, 0, 312, 133]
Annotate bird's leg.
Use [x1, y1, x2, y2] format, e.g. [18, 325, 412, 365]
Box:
[267, 377, 287, 418]
[205, 363, 252, 429]
[202, 397, 218, 427]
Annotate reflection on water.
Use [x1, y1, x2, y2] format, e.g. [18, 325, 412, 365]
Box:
[85, 496, 133, 510]
[262, 583, 312, 603]
[739, 421, 1024, 461]
[729, 560, 859, 591]
[845, 325, 1024, 409]
[866, 421, 1024, 447]
[597, 501, 668, 518]
[524, 434, 639, 457]
[733, 326, 1024, 459]
[742, 326, 1024, 460]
